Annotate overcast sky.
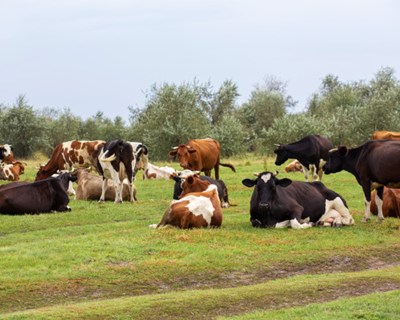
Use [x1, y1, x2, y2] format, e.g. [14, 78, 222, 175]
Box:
[1, 0, 399, 121]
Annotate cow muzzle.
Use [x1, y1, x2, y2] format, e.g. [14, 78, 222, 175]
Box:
[258, 202, 270, 210]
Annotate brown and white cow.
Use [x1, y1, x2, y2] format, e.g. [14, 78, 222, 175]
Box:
[0, 162, 25, 181]
[371, 187, 400, 218]
[0, 144, 15, 164]
[284, 160, 303, 173]
[35, 140, 105, 180]
[149, 175, 222, 229]
[372, 130, 400, 140]
[169, 138, 235, 180]
[97, 140, 136, 203]
[144, 163, 176, 180]
[75, 168, 135, 201]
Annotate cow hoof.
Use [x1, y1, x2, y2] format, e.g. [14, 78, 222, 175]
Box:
[332, 222, 343, 228]
[67, 206, 72, 212]
[378, 218, 385, 224]
[98, 199, 105, 204]
[362, 217, 370, 223]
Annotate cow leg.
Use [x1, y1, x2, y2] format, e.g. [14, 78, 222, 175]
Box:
[362, 182, 372, 222]
[302, 165, 309, 182]
[290, 219, 313, 229]
[99, 177, 108, 203]
[320, 197, 354, 226]
[311, 164, 319, 181]
[275, 220, 291, 228]
[204, 169, 211, 177]
[214, 164, 220, 180]
[375, 186, 385, 222]
[151, 205, 173, 228]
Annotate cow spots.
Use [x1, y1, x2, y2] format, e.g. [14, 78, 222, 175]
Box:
[260, 173, 271, 183]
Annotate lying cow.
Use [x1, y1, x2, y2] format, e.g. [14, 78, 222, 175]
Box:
[51, 170, 76, 196]
[75, 168, 136, 201]
[0, 172, 77, 215]
[0, 162, 25, 181]
[370, 187, 400, 218]
[284, 160, 303, 173]
[172, 170, 230, 208]
[144, 163, 176, 180]
[150, 175, 222, 229]
[242, 171, 354, 228]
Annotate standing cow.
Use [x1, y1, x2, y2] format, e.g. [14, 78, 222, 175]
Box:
[35, 140, 105, 180]
[323, 140, 400, 222]
[274, 135, 333, 181]
[97, 140, 136, 203]
[169, 138, 235, 180]
[242, 171, 354, 228]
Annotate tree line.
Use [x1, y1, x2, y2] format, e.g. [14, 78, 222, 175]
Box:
[1, 67, 399, 159]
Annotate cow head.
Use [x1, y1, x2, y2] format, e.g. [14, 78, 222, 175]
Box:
[169, 145, 197, 169]
[35, 165, 51, 181]
[323, 146, 348, 174]
[0, 144, 14, 162]
[274, 144, 289, 166]
[180, 175, 210, 198]
[242, 171, 292, 227]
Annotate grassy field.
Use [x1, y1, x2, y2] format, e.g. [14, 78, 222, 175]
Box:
[0, 155, 399, 319]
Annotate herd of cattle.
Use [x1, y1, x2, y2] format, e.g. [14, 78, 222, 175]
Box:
[0, 131, 400, 229]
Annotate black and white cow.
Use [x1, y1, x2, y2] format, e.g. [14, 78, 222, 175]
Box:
[323, 140, 400, 222]
[274, 135, 333, 181]
[97, 140, 136, 203]
[0, 172, 77, 215]
[173, 170, 230, 208]
[127, 142, 149, 180]
[242, 171, 354, 228]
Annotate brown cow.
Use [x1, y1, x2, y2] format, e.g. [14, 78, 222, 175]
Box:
[284, 160, 303, 173]
[75, 169, 135, 201]
[372, 130, 400, 140]
[169, 138, 235, 180]
[35, 140, 105, 181]
[0, 144, 15, 163]
[371, 187, 400, 218]
[0, 162, 25, 181]
[149, 175, 222, 229]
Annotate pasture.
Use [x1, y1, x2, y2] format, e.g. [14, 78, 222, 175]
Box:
[0, 155, 399, 319]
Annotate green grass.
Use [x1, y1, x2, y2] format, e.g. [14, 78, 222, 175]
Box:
[0, 156, 399, 318]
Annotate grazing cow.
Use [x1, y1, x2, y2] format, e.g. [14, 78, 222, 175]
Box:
[372, 130, 400, 140]
[0, 173, 77, 215]
[172, 170, 231, 208]
[284, 160, 303, 173]
[0, 144, 15, 163]
[274, 135, 333, 181]
[242, 171, 354, 228]
[323, 140, 400, 222]
[35, 140, 105, 181]
[97, 140, 135, 203]
[169, 138, 235, 180]
[150, 175, 222, 229]
[371, 187, 400, 218]
[75, 168, 135, 201]
[144, 163, 176, 180]
[0, 162, 25, 181]
[127, 142, 149, 179]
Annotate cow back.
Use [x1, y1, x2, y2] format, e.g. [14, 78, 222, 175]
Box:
[187, 138, 220, 171]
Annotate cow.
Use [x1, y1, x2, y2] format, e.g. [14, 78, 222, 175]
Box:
[172, 170, 231, 208]
[127, 142, 149, 179]
[75, 168, 135, 201]
[241, 171, 354, 229]
[0, 172, 77, 215]
[51, 170, 77, 196]
[284, 160, 303, 173]
[372, 130, 400, 140]
[323, 140, 400, 222]
[97, 139, 136, 203]
[35, 140, 105, 181]
[149, 175, 222, 229]
[274, 135, 333, 181]
[169, 138, 235, 180]
[0, 161, 25, 181]
[0, 144, 15, 163]
[371, 187, 400, 218]
[144, 163, 176, 180]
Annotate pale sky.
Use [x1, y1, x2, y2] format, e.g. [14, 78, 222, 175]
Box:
[1, 0, 399, 121]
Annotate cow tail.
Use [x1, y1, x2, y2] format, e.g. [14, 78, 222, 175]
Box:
[99, 150, 117, 162]
[219, 162, 236, 173]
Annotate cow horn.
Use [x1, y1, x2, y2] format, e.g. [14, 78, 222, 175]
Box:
[273, 170, 279, 176]
[186, 145, 192, 149]
[253, 172, 259, 177]
[329, 148, 338, 153]
[171, 146, 178, 150]
[274, 143, 281, 147]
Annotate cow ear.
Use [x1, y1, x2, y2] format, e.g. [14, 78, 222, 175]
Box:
[338, 146, 348, 156]
[188, 149, 197, 154]
[276, 178, 292, 188]
[187, 176, 194, 184]
[242, 178, 257, 188]
[169, 150, 178, 157]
